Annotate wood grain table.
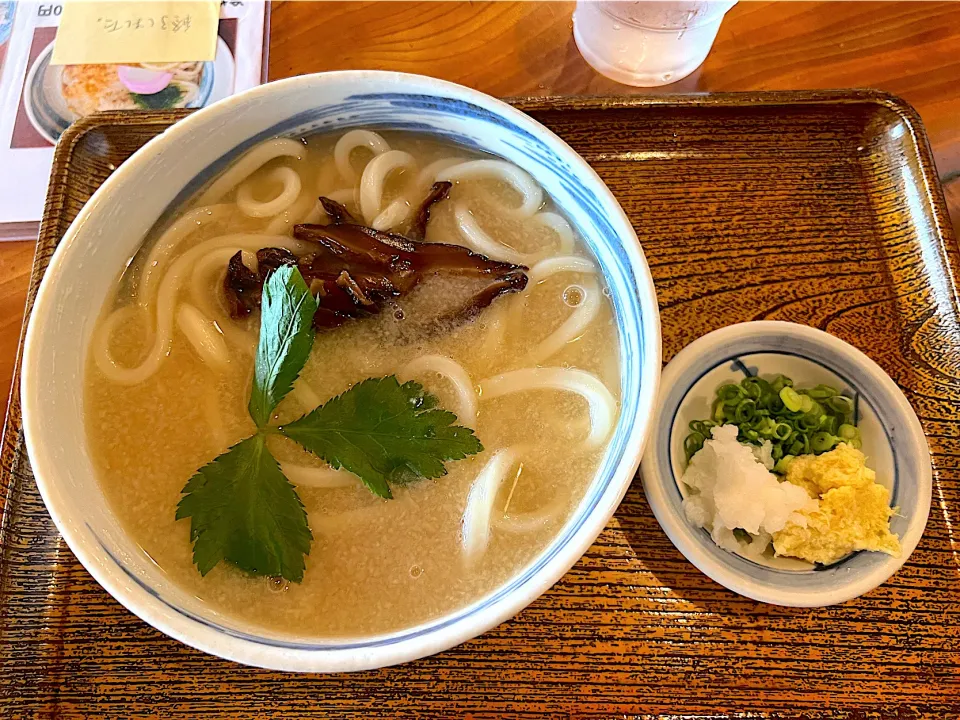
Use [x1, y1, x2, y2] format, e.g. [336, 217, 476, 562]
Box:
[1, 1, 958, 413]
[2, 4, 960, 717]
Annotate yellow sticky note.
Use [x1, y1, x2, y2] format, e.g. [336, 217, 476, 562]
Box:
[51, 1, 219, 66]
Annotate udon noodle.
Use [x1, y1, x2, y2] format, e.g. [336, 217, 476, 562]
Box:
[84, 130, 621, 637]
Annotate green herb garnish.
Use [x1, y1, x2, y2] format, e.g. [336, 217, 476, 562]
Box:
[248, 263, 317, 427]
[281, 377, 482, 499]
[131, 85, 185, 110]
[176, 265, 482, 582]
[683, 374, 860, 470]
[176, 435, 312, 581]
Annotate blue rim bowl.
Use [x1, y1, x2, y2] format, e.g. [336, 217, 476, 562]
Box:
[21, 71, 661, 671]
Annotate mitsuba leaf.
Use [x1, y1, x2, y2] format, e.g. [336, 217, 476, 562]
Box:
[278, 376, 483, 499]
[248, 265, 318, 427]
[176, 434, 312, 582]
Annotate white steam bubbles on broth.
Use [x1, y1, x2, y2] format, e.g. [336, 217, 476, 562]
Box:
[84, 130, 620, 637]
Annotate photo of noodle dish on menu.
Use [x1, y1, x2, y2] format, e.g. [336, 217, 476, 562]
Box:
[20, 32, 235, 145]
[0, 7, 265, 232]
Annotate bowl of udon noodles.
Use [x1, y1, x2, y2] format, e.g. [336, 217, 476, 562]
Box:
[22, 71, 660, 672]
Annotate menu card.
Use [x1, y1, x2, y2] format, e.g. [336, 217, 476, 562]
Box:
[0, 1, 269, 240]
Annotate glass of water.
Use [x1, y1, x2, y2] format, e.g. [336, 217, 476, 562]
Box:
[573, 0, 737, 87]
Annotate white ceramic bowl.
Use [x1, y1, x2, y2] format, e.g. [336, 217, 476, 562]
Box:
[21, 72, 661, 672]
[640, 321, 931, 607]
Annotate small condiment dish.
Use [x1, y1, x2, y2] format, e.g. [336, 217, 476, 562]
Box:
[640, 321, 931, 607]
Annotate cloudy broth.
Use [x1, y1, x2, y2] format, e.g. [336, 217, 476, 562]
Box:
[84, 131, 620, 637]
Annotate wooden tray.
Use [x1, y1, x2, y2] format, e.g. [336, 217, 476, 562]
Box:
[3, 93, 959, 718]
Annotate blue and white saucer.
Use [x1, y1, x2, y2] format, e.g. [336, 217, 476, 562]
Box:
[640, 321, 931, 607]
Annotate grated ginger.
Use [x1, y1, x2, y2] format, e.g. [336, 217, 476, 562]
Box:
[772, 443, 901, 565]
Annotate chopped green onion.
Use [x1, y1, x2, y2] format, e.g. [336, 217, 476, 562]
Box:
[734, 399, 757, 424]
[838, 423, 858, 440]
[819, 415, 838, 434]
[780, 387, 802, 412]
[732, 528, 752, 543]
[827, 395, 854, 416]
[684, 374, 859, 473]
[770, 375, 792, 393]
[684, 432, 706, 462]
[807, 385, 838, 400]
[741, 377, 768, 399]
[712, 399, 725, 423]
[773, 422, 792, 441]
[811, 431, 839, 453]
[774, 455, 796, 474]
[718, 384, 743, 404]
[755, 417, 777, 437]
[689, 420, 714, 436]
